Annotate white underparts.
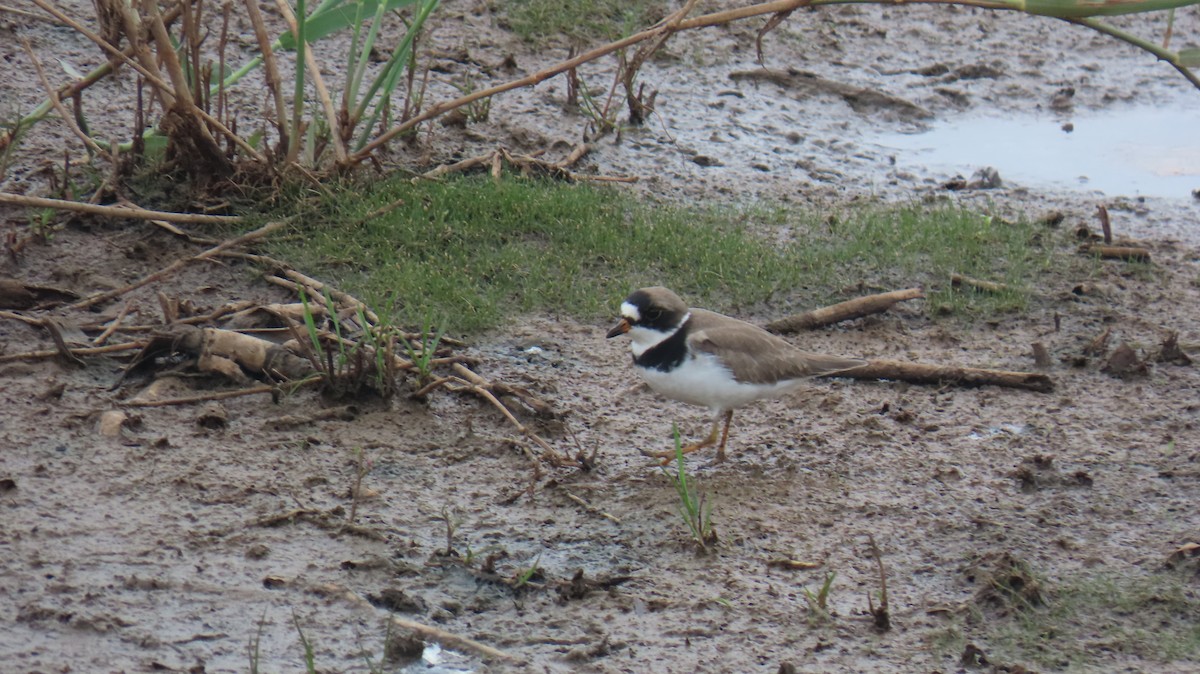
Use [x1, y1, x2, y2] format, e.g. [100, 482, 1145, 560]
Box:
[637, 351, 804, 413]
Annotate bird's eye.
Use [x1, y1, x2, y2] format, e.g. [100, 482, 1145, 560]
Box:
[646, 308, 663, 321]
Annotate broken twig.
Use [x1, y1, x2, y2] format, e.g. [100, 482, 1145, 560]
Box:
[867, 534, 891, 631]
[768, 287, 923, 333]
[0, 341, 141, 363]
[950, 273, 1008, 294]
[0, 192, 240, 225]
[834, 359, 1053, 392]
[124, 377, 320, 408]
[1084, 244, 1150, 262]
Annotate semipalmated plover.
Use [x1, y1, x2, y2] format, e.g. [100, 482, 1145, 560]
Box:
[607, 286, 865, 462]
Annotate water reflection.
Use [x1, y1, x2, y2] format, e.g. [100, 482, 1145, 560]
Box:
[875, 106, 1200, 199]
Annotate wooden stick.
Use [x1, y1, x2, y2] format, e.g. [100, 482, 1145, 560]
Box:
[1084, 326, 1112, 356]
[93, 301, 134, 345]
[575, 174, 639, 183]
[0, 341, 141, 363]
[451, 363, 573, 468]
[766, 558, 821, 570]
[123, 378, 319, 407]
[867, 534, 890, 631]
[0, 2, 62, 22]
[117, 197, 222, 244]
[0, 192, 241, 225]
[422, 151, 495, 180]
[555, 143, 592, 169]
[40, 318, 86, 366]
[1086, 244, 1151, 262]
[278, 269, 381, 325]
[1097, 204, 1112, 244]
[351, 197, 407, 226]
[767, 288, 923, 333]
[950, 273, 1008, 294]
[69, 220, 285, 310]
[832, 359, 1053, 392]
[0, 309, 43, 326]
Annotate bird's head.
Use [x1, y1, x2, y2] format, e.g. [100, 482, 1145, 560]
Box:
[606, 286, 690, 343]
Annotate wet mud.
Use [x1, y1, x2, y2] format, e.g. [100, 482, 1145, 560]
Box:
[3, 3, 1200, 672]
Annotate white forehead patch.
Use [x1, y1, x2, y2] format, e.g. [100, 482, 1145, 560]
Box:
[620, 301, 641, 322]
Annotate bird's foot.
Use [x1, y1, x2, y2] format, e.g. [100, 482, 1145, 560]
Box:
[640, 440, 712, 466]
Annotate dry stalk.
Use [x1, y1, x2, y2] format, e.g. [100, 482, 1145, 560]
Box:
[562, 489, 622, 524]
[93, 301, 134, 345]
[1085, 244, 1151, 262]
[834, 359, 1054, 392]
[421, 146, 631, 183]
[0, 341, 142, 363]
[31, 0, 267, 164]
[351, 0, 821, 162]
[271, 0, 348, 163]
[1097, 204, 1113, 243]
[142, 0, 195, 109]
[0, 2, 61, 22]
[767, 287, 923, 332]
[123, 382, 290, 407]
[867, 534, 891, 631]
[0, 192, 241, 224]
[268, 268, 469, 346]
[21, 38, 112, 160]
[241, 0, 289, 151]
[0, 310, 44, 327]
[69, 219, 286, 310]
[416, 363, 573, 471]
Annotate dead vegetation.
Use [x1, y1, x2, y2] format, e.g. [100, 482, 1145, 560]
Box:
[3, 2, 1200, 673]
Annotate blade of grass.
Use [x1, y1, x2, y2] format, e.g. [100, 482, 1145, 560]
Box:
[353, 0, 439, 149]
[287, 0, 307, 162]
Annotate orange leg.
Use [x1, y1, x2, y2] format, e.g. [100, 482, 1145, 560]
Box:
[713, 409, 734, 464]
[643, 410, 734, 465]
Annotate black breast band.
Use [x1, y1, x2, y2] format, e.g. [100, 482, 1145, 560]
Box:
[633, 319, 690, 372]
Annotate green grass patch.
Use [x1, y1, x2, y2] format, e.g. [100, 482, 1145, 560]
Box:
[986, 572, 1200, 668]
[500, 0, 662, 43]
[263, 175, 1064, 336]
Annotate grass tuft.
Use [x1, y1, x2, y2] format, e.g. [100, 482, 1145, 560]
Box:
[264, 175, 1066, 336]
[989, 571, 1200, 667]
[660, 424, 716, 553]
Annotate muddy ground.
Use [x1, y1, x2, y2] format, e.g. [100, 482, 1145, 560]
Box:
[3, 2, 1200, 673]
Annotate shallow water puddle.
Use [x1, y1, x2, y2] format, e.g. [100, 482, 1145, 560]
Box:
[875, 105, 1200, 199]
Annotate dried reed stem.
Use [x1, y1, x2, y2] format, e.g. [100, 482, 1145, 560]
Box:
[272, 0, 348, 163]
[31, 0, 267, 163]
[21, 38, 112, 160]
[241, 0, 289, 150]
[0, 192, 241, 224]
